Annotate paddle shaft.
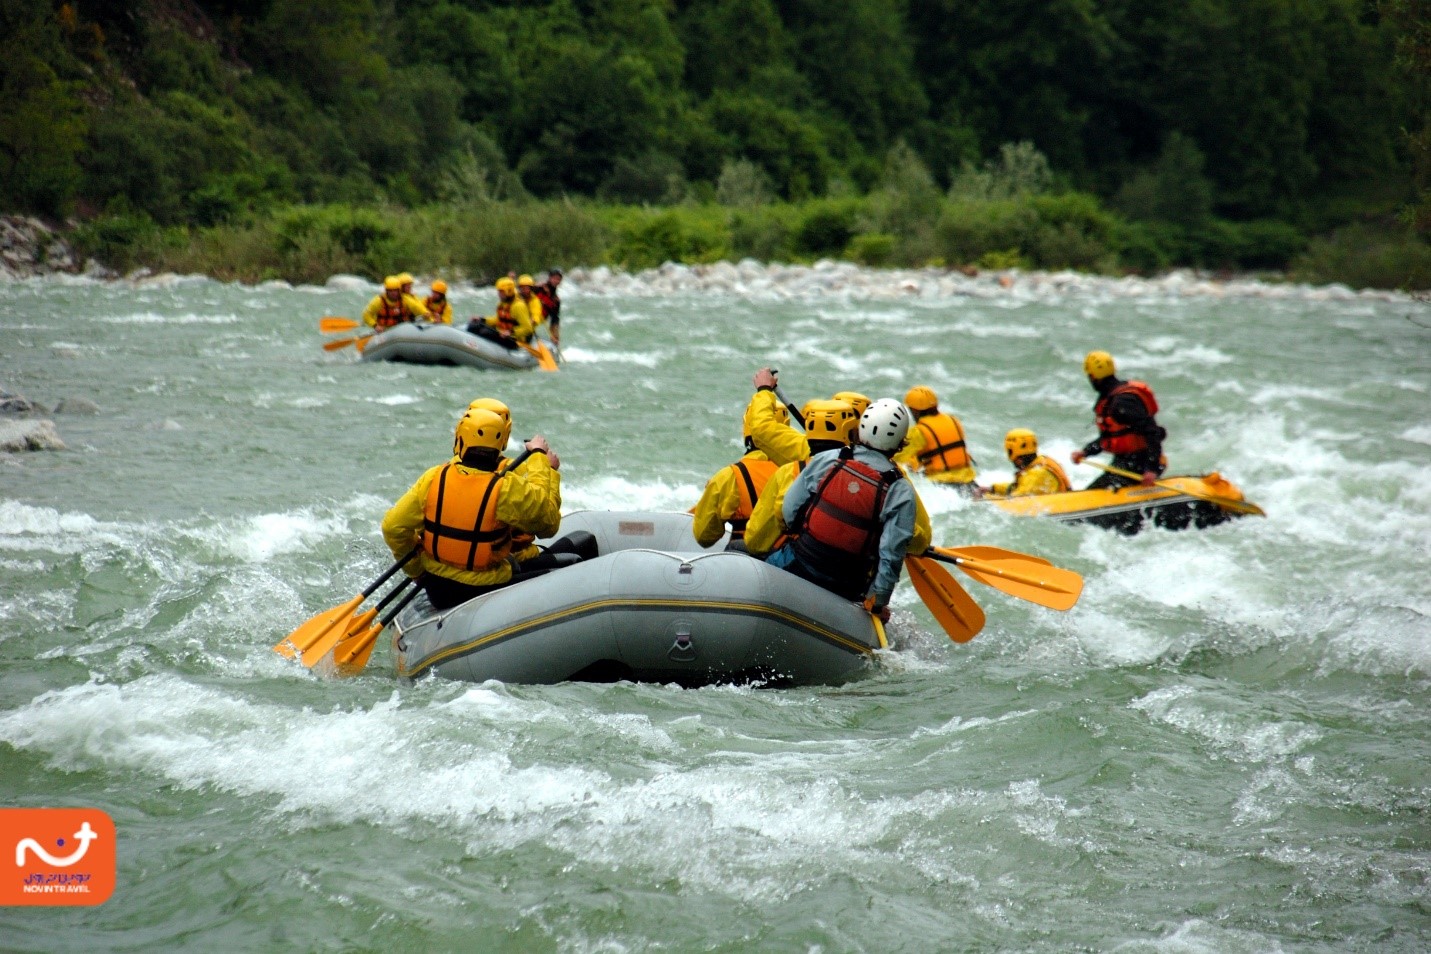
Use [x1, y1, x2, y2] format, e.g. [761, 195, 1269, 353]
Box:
[926, 549, 1064, 590]
[772, 383, 805, 428]
[1085, 461, 1264, 516]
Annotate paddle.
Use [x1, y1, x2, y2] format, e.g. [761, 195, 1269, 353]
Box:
[519, 339, 560, 372]
[325, 581, 425, 677]
[904, 555, 986, 642]
[1084, 462, 1266, 516]
[320, 316, 360, 333]
[926, 545, 1083, 611]
[770, 377, 806, 428]
[273, 547, 419, 661]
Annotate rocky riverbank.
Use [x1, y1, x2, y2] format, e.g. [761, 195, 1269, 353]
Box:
[0, 216, 114, 281]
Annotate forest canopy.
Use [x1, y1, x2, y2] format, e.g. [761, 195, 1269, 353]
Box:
[1, 0, 1426, 283]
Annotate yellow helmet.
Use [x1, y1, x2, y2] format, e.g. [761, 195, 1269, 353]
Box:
[801, 399, 859, 445]
[904, 385, 938, 412]
[495, 277, 516, 293]
[383, 276, 401, 291]
[1084, 350, 1115, 380]
[517, 274, 535, 287]
[1004, 428, 1038, 461]
[398, 272, 414, 287]
[453, 409, 507, 459]
[832, 391, 871, 417]
[431, 280, 447, 295]
[465, 397, 510, 424]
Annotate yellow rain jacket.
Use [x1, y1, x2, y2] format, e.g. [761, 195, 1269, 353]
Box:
[423, 295, 453, 325]
[484, 301, 535, 343]
[362, 292, 429, 328]
[382, 452, 561, 587]
[989, 455, 1071, 498]
[745, 459, 932, 558]
[894, 412, 977, 485]
[744, 390, 809, 467]
[515, 293, 544, 329]
[692, 451, 778, 547]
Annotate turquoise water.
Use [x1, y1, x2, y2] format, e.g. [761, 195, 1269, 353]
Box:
[2, 270, 1428, 952]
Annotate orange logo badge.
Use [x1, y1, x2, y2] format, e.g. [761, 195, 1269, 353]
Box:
[1, 808, 115, 906]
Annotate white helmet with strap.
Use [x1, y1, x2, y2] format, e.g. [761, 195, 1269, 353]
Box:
[858, 399, 910, 452]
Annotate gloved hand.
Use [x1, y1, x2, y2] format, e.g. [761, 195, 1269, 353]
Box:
[1141, 470, 1157, 486]
[1070, 450, 1086, 464]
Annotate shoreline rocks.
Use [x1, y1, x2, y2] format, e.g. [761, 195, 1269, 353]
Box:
[0, 216, 114, 281]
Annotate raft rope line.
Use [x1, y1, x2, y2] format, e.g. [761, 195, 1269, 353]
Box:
[399, 597, 881, 678]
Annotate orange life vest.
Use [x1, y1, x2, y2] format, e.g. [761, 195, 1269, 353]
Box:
[421, 464, 512, 571]
[494, 301, 515, 335]
[374, 294, 412, 331]
[728, 457, 778, 538]
[792, 449, 899, 577]
[424, 295, 449, 322]
[1095, 381, 1159, 455]
[915, 413, 973, 474]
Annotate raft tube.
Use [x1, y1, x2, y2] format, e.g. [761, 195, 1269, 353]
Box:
[391, 511, 885, 687]
[984, 473, 1256, 534]
[360, 322, 538, 371]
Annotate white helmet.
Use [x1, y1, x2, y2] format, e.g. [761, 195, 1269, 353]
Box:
[858, 399, 910, 452]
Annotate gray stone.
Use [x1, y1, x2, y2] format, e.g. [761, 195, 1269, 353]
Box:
[55, 397, 100, 415]
[0, 419, 65, 451]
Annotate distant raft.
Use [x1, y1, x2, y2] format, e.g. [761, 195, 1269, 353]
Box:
[390, 510, 886, 688]
[984, 473, 1260, 534]
[360, 322, 539, 371]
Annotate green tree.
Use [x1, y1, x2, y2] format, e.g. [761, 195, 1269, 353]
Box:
[0, 1, 86, 215]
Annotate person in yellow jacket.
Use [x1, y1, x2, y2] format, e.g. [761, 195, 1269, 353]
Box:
[894, 385, 977, 491]
[382, 410, 562, 610]
[745, 399, 933, 560]
[515, 274, 544, 332]
[423, 280, 453, 324]
[832, 391, 871, 417]
[363, 276, 429, 329]
[744, 367, 810, 467]
[467, 277, 534, 347]
[977, 429, 1071, 498]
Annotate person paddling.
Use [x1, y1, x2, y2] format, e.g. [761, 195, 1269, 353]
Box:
[381, 410, 562, 610]
[1069, 350, 1167, 489]
[363, 276, 428, 330]
[894, 385, 977, 493]
[759, 399, 919, 623]
[976, 429, 1071, 498]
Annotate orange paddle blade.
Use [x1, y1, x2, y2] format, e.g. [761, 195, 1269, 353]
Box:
[520, 341, 559, 371]
[905, 556, 986, 643]
[930, 546, 1083, 611]
[329, 623, 384, 677]
[322, 336, 357, 351]
[273, 594, 363, 659]
[354, 334, 373, 353]
[320, 316, 360, 333]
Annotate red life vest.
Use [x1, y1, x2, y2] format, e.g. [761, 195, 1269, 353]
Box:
[914, 413, 973, 473]
[421, 464, 512, 571]
[793, 449, 899, 576]
[728, 457, 778, 538]
[535, 285, 560, 320]
[1095, 381, 1159, 455]
[374, 294, 413, 331]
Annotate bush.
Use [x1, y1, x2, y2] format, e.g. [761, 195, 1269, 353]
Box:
[794, 198, 863, 256]
[716, 159, 774, 208]
[603, 206, 729, 268]
[847, 233, 896, 266]
[729, 205, 797, 262]
[1291, 223, 1431, 290]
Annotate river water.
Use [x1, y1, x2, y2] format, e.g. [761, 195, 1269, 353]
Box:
[2, 265, 1428, 952]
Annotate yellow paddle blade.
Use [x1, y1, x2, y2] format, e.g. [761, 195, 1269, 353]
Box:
[947, 545, 1052, 567]
[905, 556, 986, 643]
[299, 608, 364, 667]
[354, 334, 373, 353]
[320, 316, 360, 333]
[343, 607, 378, 637]
[329, 623, 384, 678]
[520, 341, 559, 372]
[273, 594, 363, 659]
[930, 546, 1083, 611]
[322, 336, 357, 351]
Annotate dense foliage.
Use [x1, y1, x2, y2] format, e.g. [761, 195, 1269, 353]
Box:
[2, 0, 1428, 285]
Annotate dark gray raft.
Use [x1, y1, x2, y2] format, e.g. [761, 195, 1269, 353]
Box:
[360, 321, 539, 371]
[390, 511, 886, 687]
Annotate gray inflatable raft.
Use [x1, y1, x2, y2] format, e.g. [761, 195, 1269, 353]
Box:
[391, 511, 886, 687]
[360, 321, 539, 371]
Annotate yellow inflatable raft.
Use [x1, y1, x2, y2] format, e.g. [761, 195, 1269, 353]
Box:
[984, 473, 1262, 534]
